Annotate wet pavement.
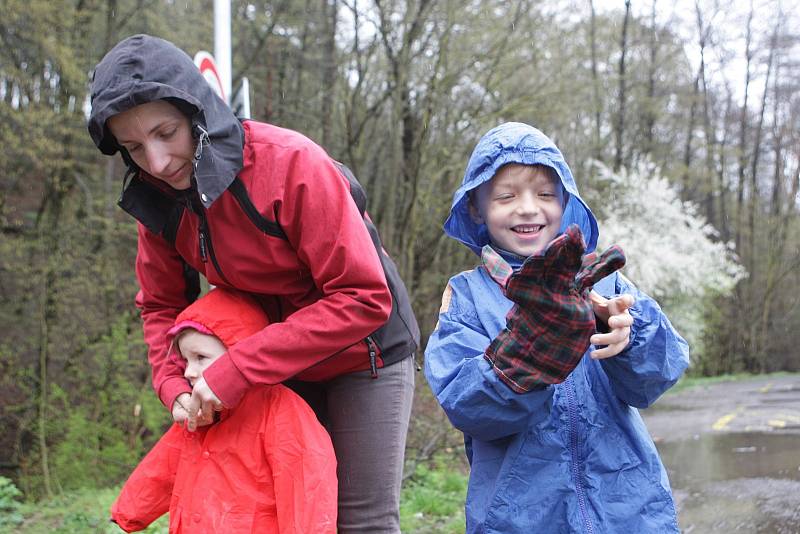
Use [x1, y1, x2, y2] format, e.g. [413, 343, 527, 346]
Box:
[641, 375, 800, 533]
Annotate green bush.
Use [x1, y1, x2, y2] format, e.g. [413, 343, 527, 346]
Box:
[0, 476, 23, 528]
[51, 411, 140, 492]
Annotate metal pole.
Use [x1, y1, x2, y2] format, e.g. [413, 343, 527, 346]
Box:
[214, 0, 232, 104]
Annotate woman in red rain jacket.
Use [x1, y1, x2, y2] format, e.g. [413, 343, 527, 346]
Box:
[111, 288, 337, 533]
[88, 34, 419, 532]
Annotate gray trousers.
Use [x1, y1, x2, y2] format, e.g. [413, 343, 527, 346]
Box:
[288, 354, 416, 533]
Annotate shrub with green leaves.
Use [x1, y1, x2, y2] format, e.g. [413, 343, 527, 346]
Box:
[0, 476, 23, 528]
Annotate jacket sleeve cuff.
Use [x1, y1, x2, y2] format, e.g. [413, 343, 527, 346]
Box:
[159, 377, 192, 410]
[203, 353, 250, 408]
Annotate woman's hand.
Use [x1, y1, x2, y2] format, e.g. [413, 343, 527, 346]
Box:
[186, 377, 223, 431]
[589, 291, 634, 359]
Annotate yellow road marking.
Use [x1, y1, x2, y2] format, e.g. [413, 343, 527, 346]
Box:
[759, 382, 774, 393]
[768, 419, 787, 428]
[775, 414, 800, 423]
[712, 411, 739, 431]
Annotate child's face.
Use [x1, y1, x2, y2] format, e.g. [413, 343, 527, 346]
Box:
[178, 330, 227, 386]
[470, 164, 565, 257]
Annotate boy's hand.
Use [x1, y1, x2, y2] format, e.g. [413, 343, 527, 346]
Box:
[186, 377, 223, 431]
[172, 393, 191, 424]
[485, 225, 627, 393]
[589, 291, 634, 359]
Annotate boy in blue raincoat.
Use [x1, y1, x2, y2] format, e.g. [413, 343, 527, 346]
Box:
[424, 122, 689, 533]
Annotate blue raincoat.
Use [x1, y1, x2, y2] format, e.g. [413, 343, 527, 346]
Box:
[425, 123, 689, 533]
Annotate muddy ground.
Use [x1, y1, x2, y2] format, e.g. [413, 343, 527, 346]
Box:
[641, 374, 800, 533]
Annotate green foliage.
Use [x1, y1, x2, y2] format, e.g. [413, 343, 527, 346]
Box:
[400, 461, 469, 533]
[0, 476, 24, 528]
[48, 314, 170, 493]
[666, 371, 791, 395]
[16, 486, 168, 533]
[51, 411, 138, 492]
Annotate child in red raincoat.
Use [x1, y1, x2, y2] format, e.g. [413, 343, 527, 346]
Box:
[111, 288, 337, 533]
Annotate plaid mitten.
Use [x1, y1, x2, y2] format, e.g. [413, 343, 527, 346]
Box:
[485, 224, 626, 393]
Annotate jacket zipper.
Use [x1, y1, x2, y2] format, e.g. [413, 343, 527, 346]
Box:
[199, 227, 208, 262]
[188, 195, 233, 287]
[365, 336, 378, 378]
[565, 376, 595, 533]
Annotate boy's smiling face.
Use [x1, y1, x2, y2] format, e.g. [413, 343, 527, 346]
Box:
[470, 164, 565, 257]
[178, 330, 227, 386]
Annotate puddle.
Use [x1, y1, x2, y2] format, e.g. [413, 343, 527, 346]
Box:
[657, 432, 800, 488]
[657, 433, 800, 533]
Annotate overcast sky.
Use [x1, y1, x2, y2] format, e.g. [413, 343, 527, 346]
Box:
[593, 0, 797, 103]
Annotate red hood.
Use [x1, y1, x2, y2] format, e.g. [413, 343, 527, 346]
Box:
[167, 288, 270, 350]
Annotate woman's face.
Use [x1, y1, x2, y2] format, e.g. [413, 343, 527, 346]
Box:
[107, 100, 195, 190]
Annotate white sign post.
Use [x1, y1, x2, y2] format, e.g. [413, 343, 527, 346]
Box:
[196, 1, 250, 119]
[231, 77, 251, 119]
[214, 0, 232, 103]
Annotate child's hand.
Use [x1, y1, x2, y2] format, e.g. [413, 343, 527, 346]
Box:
[186, 377, 224, 431]
[589, 291, 634, 359]
[484, 225, 626, 393]
[172, 393, 191, 424]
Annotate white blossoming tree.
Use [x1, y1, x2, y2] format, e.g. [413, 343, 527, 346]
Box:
[584, 161, 746, 357]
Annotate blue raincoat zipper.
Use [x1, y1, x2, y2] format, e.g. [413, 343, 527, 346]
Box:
[566, 376, 595, 533]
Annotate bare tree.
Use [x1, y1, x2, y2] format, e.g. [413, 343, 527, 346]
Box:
[321, 0, 339, 147]
[614, 0, 632, 171]
[734, 1, 755, 254]
[589, 0, 603, 160]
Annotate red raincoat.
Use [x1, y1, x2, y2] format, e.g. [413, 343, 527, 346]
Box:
[111, 289, 337, 533]
[88, 35, 419, 416]
[135, 120, 393, 410]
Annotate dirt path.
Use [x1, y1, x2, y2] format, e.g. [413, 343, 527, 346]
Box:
[641, 374, 800, 533]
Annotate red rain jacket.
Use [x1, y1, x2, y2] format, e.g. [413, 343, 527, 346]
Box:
[135, 120, 393, 410]
[111, 288, 337, 533]
[111, 386, 337, 533]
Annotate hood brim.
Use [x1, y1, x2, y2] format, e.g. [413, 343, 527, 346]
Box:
[87, 34, 244, 208]
[444, 122, 598, 255]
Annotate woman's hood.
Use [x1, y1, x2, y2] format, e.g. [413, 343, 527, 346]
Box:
[87, 34, 244, 208]
[444, 122, 598, 255]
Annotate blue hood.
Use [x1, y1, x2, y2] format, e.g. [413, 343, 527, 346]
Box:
[444, 122, 598, 255]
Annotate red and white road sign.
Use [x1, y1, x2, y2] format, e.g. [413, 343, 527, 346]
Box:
[194, 51, 226, 103]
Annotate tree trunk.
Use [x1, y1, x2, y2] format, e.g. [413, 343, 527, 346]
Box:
[735, 2, 754, 256]
[695, 0, 714, 223]
[747, 21, 778, 275]
[717, 86, 733, 243]
[613, 0, 631, 171]
[320, 0, 338, 148]
[37, 268, 53, 499]
[643, 0, 658, 156]
[588, 0, 603, 160]
[681, 72, 700, 199]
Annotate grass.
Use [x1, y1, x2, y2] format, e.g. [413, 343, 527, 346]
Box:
[7, 462, 468, 533]
[13, 487, 167, 534]
[400, 462, 469, 533]
[666, 371, 793, 395]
